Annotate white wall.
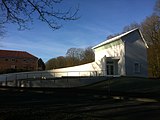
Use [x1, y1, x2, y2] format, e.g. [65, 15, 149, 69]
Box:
[94, 39, 124, 61]
[0, 71, 108, 87]
[52, 59, 105, 77]
[0, 59, 105, 83]
[93, 39, 125, 75]
[123, 30, 148, 77]
[0, 70, 54, 82]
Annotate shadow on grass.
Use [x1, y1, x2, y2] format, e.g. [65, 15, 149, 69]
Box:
[0, 87, 160, 120]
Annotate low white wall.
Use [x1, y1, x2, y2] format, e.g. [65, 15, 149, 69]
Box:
[0, 59, 106, 82]
[52, 60, 105, 77]
[0, 70, 54, 82]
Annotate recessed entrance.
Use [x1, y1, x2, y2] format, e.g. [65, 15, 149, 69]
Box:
[106, 61, 114, 75]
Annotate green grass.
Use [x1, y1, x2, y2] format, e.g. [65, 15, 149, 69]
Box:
[0, 77, 160, 120]
[83, 77, 160, 94]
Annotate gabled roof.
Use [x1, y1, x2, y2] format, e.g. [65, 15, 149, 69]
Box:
[0, 50, 38, 59]
[92, 28, 148, 49]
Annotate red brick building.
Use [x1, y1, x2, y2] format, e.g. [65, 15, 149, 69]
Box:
[0, 50, 38, 73]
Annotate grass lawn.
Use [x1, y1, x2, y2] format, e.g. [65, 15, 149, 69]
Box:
[83, 77, 160, 93]
[0, 88, 160, 120]
[0, 77, 160, 120]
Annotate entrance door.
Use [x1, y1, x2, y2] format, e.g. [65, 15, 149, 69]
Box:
[106, 61, 114, 75]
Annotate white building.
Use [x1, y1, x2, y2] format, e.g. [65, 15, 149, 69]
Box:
[53, 28, 148, 77]
[0, 28, 148, 84]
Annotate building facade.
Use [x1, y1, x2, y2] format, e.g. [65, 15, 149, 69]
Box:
[53, 28, 148, 77]
[92, 28, 148, 77]
[0, 50, 38, 73]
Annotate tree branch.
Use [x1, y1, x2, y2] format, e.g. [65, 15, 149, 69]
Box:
[0, 0, 79, 30]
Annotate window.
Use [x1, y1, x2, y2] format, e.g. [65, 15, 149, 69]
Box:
[107, 65, 114, 75]
[11, 59, 15, 61]
[5, 59, 8, 61]
[11, 65, 16, 69]
[106, 61, 114, 75]
[24, 59, 29, 63]
[134, 63, 141, 73]
[30, 67, 34, 70]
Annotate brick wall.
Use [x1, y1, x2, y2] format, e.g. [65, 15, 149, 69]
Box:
[0, 58, 38, 73]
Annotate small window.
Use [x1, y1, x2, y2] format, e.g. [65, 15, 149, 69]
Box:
[12, 59, 15, 61]
[24, 59, 29, 63]
[134, 63, 141, 73]
[30, 67, 34, 70]
[11, 65, 16, 69]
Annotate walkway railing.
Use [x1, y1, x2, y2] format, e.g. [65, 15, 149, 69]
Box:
[0, 70, 111, 87]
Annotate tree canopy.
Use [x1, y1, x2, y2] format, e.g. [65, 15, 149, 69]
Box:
[45, 47, 95, 70]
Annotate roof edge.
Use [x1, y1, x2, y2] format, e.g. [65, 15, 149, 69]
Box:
[92, 28, 139, 49]
[138, 29, 149, 48]
[0, 49, 38, 59]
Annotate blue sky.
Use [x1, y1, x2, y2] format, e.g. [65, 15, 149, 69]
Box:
[0, 0, 156, 62]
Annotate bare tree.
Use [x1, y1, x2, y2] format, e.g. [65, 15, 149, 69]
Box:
[154, 0, 160, 15]
[66, 48, 83, 66]
[0, 0, 79, 31]
[66, 48, 84, 60]
[45, 47, 95, 69]
[0, 23, 5, 38]
[45, 58, 58, 70]
[123, 22, 140, 32]
[141, 14, 160, 45]
[141, 14, 160, 77]
[106, 33, 120, 39]
[56, 56, 67, 68]
[82, 47, 95, 64]
[106, 22, 140, 40]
